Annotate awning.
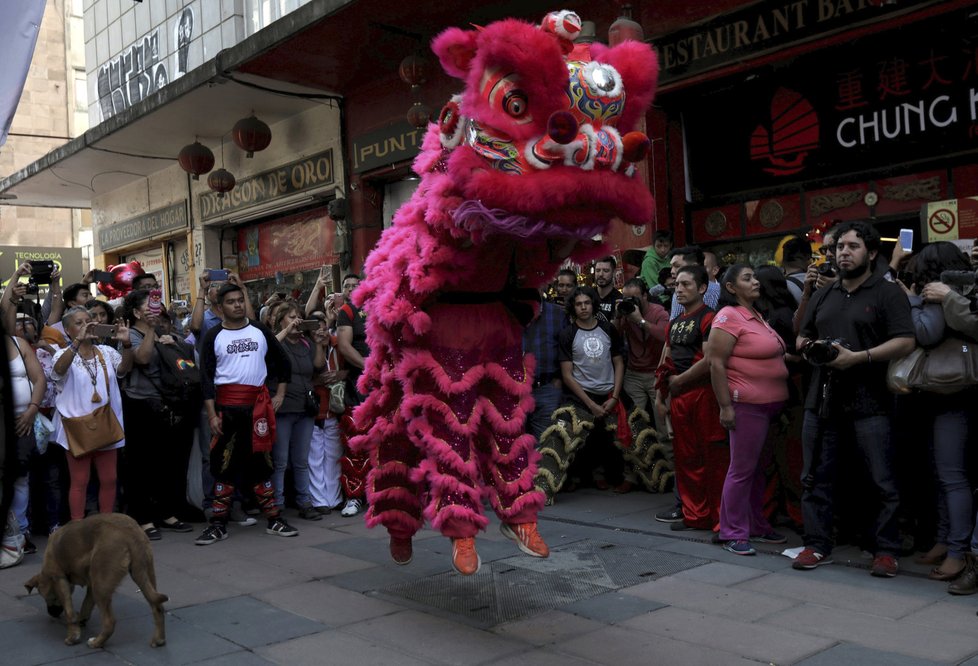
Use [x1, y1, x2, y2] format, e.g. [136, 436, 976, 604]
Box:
[0, 0, 359, 209]
[0, 0, 605, 209]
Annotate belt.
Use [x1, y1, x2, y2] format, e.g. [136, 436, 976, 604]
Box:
[532, 374, 558, 389]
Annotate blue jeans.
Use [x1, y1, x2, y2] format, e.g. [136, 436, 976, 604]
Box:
[528, 382, 561, 442]
[801, 410, 901, 556]
[923, 398, 973, 558]
[272, 412, 315, 509]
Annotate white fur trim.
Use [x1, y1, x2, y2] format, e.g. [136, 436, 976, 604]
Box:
[440, 95, 465, 149]
[573, 125, 598, 171]
[524, 137, 553, 170]
[602, 125, 624, 172]
[552, 11, 582, 41]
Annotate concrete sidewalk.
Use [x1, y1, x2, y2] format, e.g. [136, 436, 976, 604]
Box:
[1, 489, 977, 665]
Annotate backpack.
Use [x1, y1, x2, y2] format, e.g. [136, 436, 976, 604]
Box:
[154, 340, 202, 408]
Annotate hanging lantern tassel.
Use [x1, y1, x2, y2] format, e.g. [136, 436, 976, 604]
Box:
[231, 115, 272, 158]
[208, 168, 236, 198]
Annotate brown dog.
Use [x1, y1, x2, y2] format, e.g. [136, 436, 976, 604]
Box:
[24, 513, 168, 648]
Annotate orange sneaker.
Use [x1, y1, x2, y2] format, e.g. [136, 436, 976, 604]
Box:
[501, 522, 550, 558]
[389, 536, 413, 565]
[451, 537, 480, 575]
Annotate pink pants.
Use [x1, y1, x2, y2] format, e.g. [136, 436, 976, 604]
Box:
[718, 402, 783, 541]
[66, 448, 118, 521]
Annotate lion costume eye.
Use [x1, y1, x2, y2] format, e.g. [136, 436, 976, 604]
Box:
[503, 90, 528, 118]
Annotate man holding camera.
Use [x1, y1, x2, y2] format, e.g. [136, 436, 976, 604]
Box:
[795, 221, 914, 577]
[614, 278, 669, 492]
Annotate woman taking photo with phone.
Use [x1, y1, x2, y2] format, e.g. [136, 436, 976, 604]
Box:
[120, 290, 197, 540]
[50, 307, 133, 521]
[272, 303, 327, 519]
[710, 265, 790, 555]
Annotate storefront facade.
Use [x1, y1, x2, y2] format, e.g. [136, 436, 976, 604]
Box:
[651, 0, 978, 263]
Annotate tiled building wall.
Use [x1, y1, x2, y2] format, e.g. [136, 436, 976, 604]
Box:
[83, 0, 248, 124]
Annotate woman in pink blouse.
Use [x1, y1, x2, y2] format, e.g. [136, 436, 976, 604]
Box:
[710, 265, 790, 555]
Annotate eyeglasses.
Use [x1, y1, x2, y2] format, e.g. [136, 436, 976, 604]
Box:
[818, 244, 837, 256]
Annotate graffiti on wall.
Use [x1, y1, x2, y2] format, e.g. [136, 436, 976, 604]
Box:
[175, 8, 194, 76]
[97, 30, 167, 121]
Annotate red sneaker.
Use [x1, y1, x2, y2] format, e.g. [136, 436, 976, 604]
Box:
[792, 547, 833, 570]
[871, 552, 899, 578]
[389, 536, 413, 565]
[451, 537, 480, 575]
[500, 522, 550, 558]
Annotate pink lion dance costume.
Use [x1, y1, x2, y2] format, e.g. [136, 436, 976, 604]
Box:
[350, 10, 659, 574]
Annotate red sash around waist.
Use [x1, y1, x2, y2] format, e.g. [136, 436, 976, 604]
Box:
[216, 384, 275, 452]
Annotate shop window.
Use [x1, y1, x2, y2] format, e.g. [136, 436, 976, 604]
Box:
[383, 178, 420, 229]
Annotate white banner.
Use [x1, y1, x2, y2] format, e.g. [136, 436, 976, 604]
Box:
[0, 0, 47, 146]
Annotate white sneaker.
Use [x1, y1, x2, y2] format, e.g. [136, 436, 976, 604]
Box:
[341, 498, 363, 517]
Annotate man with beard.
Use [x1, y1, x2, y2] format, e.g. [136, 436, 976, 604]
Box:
[794, 221, 914, 577]
[593, 257, 622, 322]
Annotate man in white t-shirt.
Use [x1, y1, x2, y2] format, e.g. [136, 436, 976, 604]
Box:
[195, 284, 297, 545]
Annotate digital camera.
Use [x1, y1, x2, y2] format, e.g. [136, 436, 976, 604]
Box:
[817, 263, 836, 278]
[801, 338, 844, 365]
[616, 296, 640, 317]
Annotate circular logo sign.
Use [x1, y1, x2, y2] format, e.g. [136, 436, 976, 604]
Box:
[928, 208, 956, 236]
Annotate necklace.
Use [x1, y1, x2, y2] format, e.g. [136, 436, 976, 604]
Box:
[79, 351, 102, 403]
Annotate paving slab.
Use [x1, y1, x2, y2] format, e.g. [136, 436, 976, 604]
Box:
[95, 614, 243, 665]
[796, 643, 945, 666]
[257, 628, 435, 666]
[900, 600, 978, 635]
[673, 561, 770, 586]
[736, 570, 935, 619]
[557, 623, 762, 666]
[764, 602, 978, 662]
[621, 605, 836, 663]
[170, 595, 325, 649]
[490, 609, 605, 646]
[255, 580, 402, 627]
[251, 543, 375, 578]
[487, 647, 604, 666]
[560, 590, 666, 624]
[343, 609, 528, 665]
[624, 574, 799, 621]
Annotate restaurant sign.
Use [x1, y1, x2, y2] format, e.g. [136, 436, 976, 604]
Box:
[98, 202, 188, 252]
[682, 11, 978, 200]
[351, 122, 424, 174]
[200, 149, 334, 221]
[654, 0, 935, 86]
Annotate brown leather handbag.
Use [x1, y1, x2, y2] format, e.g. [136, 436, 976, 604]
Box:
[61, 348, 124, 457]
[910, 336, 978, 394]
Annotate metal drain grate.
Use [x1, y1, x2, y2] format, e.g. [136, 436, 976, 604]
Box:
[376, 539, 708, 627]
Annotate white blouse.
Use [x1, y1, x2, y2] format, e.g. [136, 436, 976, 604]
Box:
[51, 344, 125, 452]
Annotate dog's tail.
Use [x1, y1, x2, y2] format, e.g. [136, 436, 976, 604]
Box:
[131, 549, 168, 606]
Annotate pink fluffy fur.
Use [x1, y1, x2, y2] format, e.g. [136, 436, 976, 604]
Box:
[351, 11, 658, 546]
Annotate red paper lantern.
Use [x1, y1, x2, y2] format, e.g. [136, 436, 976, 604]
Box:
[609, 15, 644, 46]
[407, 102, 431, 129]
[177, 142, 215, 180]
[398, 53, 428, 87]
[231, 115, 272, 158]
[207, 168, 236, 198]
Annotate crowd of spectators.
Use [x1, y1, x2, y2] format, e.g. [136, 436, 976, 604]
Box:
[4, 221, 978, 600]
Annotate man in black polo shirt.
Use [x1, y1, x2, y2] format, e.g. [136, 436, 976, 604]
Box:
[594, 256, 622, 322]
[794, 221, 914, 577]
